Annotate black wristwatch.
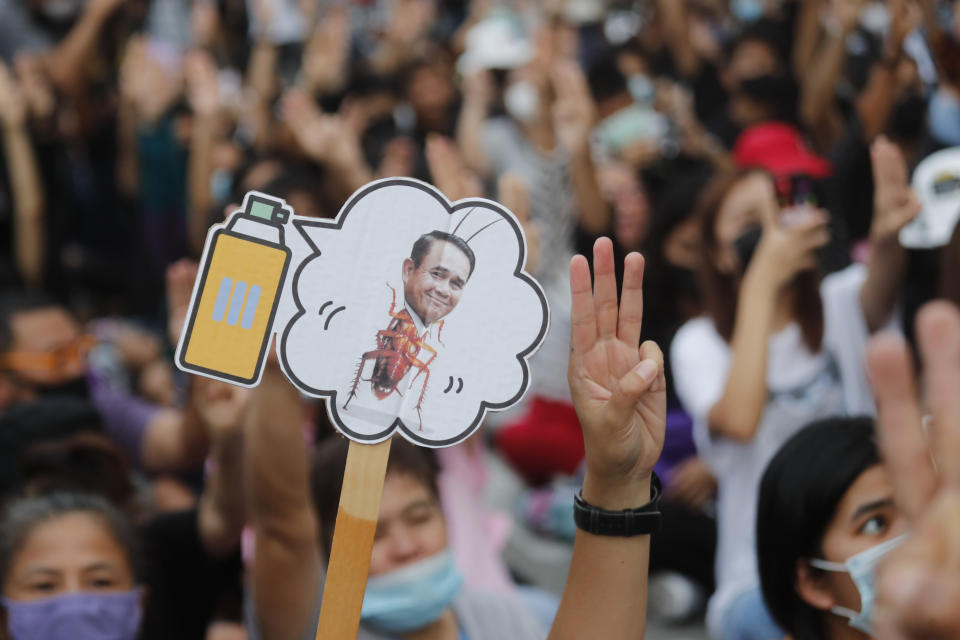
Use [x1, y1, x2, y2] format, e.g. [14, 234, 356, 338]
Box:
[573, 473, 663, 537]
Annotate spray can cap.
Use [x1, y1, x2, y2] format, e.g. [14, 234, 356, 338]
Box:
[244, 194, 289, 224]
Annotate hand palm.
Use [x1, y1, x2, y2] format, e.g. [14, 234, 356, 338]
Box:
[575, 340, 664, 478]
[568, 239, 666, 507]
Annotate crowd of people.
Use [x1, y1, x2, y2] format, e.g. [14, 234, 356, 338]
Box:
[1, 0, 960, 638]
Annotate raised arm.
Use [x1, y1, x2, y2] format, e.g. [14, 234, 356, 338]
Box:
[859, 136, 919, 332]
[856, 0, 921, 140]
[655, 0, 700, 79]
[455, 70, 494, 177]
[42, 0, 124, 95]
[708, 211, 830, 441]
[0, 62, 45, 289]
[799, 0, 862, 148]
[550, 238, 666, 640]
[244, 359, 321, 640]
[194, 377, 249, 558]
[185, 50, 222, 258]
[551, 60, 609, 235]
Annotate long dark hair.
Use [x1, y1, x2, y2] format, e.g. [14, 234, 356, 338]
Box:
[757, 416, 880, 640]
[696, 170, 824, 352]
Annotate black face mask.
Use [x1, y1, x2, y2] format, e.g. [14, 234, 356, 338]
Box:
[888, 93, 928, 141]
[733, 224, 764, 273]
[35, 376, 90, 400]
[737, 73, 793, 108]
[662, 263, 700, 303]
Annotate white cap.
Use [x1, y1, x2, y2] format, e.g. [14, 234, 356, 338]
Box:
[899, 147, 960, 249]
[456, 12, 532, 75]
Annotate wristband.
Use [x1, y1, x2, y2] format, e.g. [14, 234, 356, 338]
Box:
[573, 472, 663, 537]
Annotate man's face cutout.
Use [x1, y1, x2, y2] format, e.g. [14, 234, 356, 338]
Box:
[402, 239, 471, 326]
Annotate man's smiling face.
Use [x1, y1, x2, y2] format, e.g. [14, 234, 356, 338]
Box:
[402, 239, 471, 325]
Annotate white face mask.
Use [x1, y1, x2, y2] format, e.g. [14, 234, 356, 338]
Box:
[504, 81, 540, 123]
[859, 2, 890, 36]
[809, 534, 908, 635]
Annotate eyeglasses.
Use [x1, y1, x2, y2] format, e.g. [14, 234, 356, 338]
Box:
[0, 335, 96, 380]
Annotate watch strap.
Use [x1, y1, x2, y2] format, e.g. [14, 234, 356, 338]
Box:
[573, 472, 663, 537]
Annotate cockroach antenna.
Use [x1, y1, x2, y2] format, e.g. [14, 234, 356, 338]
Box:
[451, 206, 503, 244]
[451, 207, 478, 236]
[465, 218, 503, 243]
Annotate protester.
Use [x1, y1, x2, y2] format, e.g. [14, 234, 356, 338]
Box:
[0, 491, 145, 640]
[1, 1, 959, 638]
[670, 139, 913, 638]
[757, 416, 906, 639]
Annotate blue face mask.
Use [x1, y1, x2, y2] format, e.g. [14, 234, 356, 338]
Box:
[809, 535, 907, 635]
[1, 589, 142, 640]
[929, 88, 960, 146]
[627, 74, 655, 105]
[360, 550, 463, 634]
[732, 0, 764, 23]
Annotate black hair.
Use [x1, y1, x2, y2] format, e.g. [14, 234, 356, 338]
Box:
[260, 164, 334, 219]
[0, 398, 104, 501]
[411, 231, 476, 278]
[725, 19, 787, 64]
[310, 435, 440, 558]
[0, 291, 62, 354]
[0, 491, 143, 585]
[757, 416, 880, 640]
[587, 49, 629, 104]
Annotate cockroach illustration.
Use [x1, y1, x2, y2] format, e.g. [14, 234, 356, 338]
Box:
[343, 283, 442, 430]
[343, 211, 502, 430]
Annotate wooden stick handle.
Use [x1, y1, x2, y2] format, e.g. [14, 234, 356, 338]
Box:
[315, 438, 392, 640]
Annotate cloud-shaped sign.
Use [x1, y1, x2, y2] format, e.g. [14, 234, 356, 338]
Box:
[278, 179, 549, 447]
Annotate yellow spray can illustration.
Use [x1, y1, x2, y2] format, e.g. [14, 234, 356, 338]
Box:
[177, 193, 291, 385]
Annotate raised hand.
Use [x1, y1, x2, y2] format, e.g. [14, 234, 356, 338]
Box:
[14, 54, 55, 123]
[568, 238, 666, 510]
[870, 135, 921, 246]
[867, 302, 960, 639]
[119, 37, 183, 125]
[749, 206, 830, 292]
[498, 172, 539, 273]
[551, 58, 596, 155]
[425, 134, 483, 200]
[0, 61, 28, 130]
[166, 258, 199, 346]
[301, 5, 350, 95]
[184, 49, 221, 118]
[886, 0, 923, 57]
[281, 88, 372, 192]
[193, 376, 252, 441]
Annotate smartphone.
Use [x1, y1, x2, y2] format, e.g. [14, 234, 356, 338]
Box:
[733, 224, 763, 271]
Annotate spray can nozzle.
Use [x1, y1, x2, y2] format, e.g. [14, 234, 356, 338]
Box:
[245, 195, 289, 225]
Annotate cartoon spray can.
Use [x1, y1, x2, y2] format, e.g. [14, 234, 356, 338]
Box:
[177, 193, 291, 385]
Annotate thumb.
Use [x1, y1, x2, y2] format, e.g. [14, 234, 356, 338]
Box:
[605, 359, 660, 423]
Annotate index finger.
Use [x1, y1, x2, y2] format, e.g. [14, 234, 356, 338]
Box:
[570, 254, 597, 356]
[916, 301, 960, 486]
[867, 332, 937, 521]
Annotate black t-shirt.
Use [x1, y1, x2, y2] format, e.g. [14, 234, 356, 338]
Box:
[140, 509, 243, 640]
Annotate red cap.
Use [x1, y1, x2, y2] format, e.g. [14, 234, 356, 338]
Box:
[733, 122, 833, 179]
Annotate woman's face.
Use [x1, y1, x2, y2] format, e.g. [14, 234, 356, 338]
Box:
[368, 472, 447, 577]
[712, 172, 779, 274]
[806, 464, 909, 617]
[2, 513, 135, 602]
[598, 162, 651, 250]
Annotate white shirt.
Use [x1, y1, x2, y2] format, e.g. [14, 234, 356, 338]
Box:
[670, 264, 878, 638]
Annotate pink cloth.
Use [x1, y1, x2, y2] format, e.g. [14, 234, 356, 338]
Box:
[438, 443, 515, 594]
